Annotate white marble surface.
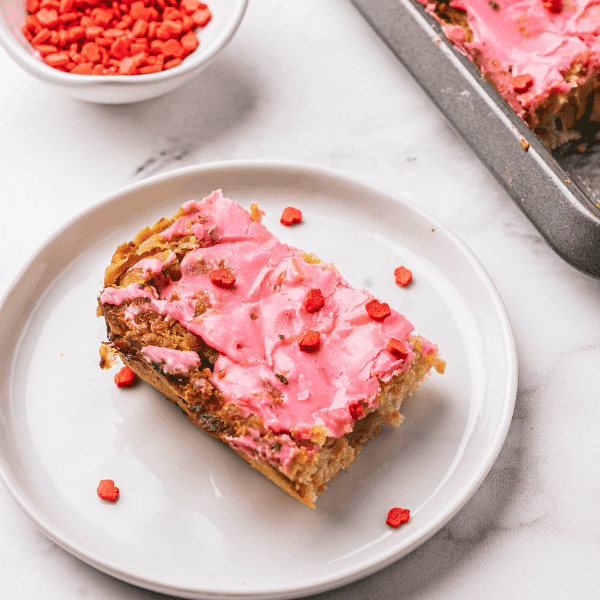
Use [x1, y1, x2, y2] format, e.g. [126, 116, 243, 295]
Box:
[1, 1, 600, 599]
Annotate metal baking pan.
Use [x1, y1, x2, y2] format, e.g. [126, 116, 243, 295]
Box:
[351, 0, 600, 278]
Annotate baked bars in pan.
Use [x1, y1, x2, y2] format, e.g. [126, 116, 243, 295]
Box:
[351, 0, 600, 278]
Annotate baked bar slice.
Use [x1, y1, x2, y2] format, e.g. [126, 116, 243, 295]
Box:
[97, 191, 445, 508]
[419, 0, 600, 150]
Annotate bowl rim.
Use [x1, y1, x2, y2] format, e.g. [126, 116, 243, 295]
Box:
[0, 0, 249, 89]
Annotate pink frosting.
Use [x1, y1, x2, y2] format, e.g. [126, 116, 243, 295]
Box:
[141, 345, 202, 374]
[128, 252, 176, 276]
[100, 283, 150, 306]
[101, 192, 421, 441]
[421, 0, 600, 118]
[223, 429, 312, 473]
[420, 339, 439, 356]
[123, 303, 143, 329]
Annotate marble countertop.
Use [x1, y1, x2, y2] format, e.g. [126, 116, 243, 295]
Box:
[1, 1, 599, 598]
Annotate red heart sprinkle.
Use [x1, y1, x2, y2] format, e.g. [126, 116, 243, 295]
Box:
[114, 366, 135, 387]
[209, 268, 236, 289]
[280, 206, 302, 226]
[386, 507, 410, 527]
[298, 329, 320, 352]
[512, 74, 534, 93]
[542, 0, 561, 12]
[349, 403, 363, 420]
[365, 298, 391, 321]
[386, 338, 409, 360]
[97, 479, 119, 502]
[394, 266, 413, 287]
[303, 288, 325, 313]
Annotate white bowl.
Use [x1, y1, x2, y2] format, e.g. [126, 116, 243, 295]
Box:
[0, 0, 248, 103]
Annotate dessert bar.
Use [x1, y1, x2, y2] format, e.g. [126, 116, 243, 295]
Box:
[98, 191, 445, 507]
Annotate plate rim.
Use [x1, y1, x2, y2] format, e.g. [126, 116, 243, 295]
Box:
[0, 159, 518, 599]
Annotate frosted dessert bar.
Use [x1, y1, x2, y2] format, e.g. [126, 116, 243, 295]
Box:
[98, 191, 445, 507]
[419, 0, 600, 149]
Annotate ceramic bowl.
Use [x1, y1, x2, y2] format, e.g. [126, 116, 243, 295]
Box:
[0, 0, 248, 103]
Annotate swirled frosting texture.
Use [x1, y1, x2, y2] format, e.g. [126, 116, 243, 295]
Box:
[100, 192, 424, 440]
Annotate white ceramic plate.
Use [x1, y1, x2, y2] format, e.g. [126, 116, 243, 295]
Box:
[0, 161, 517, 599]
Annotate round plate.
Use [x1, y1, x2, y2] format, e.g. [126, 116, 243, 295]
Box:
[0, 161, 517, 599]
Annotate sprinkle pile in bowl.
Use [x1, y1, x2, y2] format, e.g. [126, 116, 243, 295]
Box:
[21, 0, 211, 75]
[0, 0, 248, 102]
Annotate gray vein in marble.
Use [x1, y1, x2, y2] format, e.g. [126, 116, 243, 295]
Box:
[82, 52, 263, 182]
[134, 147, 192, 178]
